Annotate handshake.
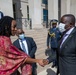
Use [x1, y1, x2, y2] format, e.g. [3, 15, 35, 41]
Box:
[37, 59, 49, 67]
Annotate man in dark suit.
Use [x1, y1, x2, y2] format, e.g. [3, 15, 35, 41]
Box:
[56, 14, 76, 75]
[13, 28, 37, 75]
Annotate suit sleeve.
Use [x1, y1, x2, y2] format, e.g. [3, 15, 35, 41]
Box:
[47, 56, 53, 63]
[13, 40, 20, 50]
[13, 40, 17, 47]
[29, 38, 37, 58]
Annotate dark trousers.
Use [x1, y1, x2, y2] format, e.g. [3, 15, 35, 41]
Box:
[51, 48, 60, 75]
[51, 48, 57, 65]
[56, 48, 59, 75]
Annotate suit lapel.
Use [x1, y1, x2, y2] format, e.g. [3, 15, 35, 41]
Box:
[25, 37, 30, 53]
[17, 39, 21, 48]
[14, 39, 23, 51]
[60, 27, 76, 51]
[60, 34, 73, 49]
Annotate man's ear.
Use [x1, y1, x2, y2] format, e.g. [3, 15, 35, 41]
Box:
[70, 24, 73, 27]
[70, 23, 73, 25]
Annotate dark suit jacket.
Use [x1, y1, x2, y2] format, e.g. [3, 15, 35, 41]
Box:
[58, 27, 76, 75]
[13, 37, 37, 58]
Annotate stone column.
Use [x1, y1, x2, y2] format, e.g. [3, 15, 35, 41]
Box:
[0, 0, 13, 17]
[54, 0, 58, 19]
[70, 0, 76, 15]
[48, 0, 58, 20]
[29, 0, 42, 29]
[67, 0, 71, 14]
[61, 0, 67, 16]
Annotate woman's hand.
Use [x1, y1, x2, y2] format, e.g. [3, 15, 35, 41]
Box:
[24, 57, 49, 67]
[37, 59, 49, 67]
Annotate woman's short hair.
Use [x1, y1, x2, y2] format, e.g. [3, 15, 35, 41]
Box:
[0, 16, 14, 37]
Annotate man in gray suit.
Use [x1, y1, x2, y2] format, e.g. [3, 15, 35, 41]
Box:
[47, 14, 76, 75]
[57, 14, 76, 75]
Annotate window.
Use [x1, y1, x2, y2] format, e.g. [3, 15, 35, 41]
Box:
[13, 3, 16, 19]
[42, 0, 48, 5]
[27, 5, 29, 20]
[43, 9, 48, 28]
[43, 9, 48, 21]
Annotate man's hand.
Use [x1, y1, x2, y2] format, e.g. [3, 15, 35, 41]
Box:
[37, 59, 49, 67]
[43, 59, 49, 65]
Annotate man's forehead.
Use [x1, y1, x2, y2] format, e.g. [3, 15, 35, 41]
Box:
[61, 16, 71, 20]
[61, 16, 68, 21]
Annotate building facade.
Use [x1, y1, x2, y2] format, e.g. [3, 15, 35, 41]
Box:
[0, 0, 76, 29]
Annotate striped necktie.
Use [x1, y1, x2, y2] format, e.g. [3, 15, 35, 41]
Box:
[60, 33, 68, 48]
[21, 40, 27, 54]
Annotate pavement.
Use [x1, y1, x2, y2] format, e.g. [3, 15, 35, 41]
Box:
[38, 64, 57, 75]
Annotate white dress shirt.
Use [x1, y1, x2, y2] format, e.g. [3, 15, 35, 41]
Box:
[60, 27, 74, 48]
[19, 39, 29, 55]
[0, 12, 1, 19]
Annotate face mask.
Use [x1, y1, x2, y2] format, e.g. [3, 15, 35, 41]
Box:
[53, 26, 56, 28]
[19, 34, 25, 40]
[58, 23, 66, 33]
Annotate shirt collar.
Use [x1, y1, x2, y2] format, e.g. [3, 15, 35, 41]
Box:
[65, 27, 74, 35]
[19, 38, 25, 42]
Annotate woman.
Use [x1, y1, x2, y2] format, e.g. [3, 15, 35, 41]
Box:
[0, 16, 48, 75]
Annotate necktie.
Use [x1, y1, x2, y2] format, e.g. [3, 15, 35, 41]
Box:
[60, 33, 68, 48]
[21, 40, 27, 54]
